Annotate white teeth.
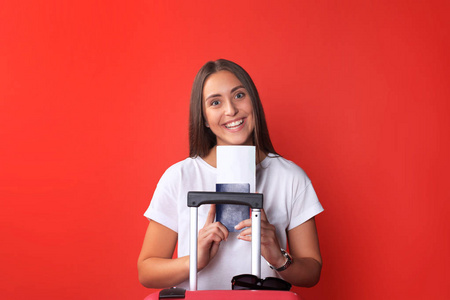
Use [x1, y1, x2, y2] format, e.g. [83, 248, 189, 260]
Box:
[225, 119, 243, 128]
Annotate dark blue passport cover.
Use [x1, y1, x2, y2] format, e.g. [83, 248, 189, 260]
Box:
[215, 183, 250, 232]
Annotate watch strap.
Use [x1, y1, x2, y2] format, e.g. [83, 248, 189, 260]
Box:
[268, 248, 293, 272]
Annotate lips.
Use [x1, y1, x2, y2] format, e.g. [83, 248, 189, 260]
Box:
[224, 118, 244, 129]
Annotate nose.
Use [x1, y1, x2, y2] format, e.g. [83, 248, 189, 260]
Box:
[224, 99, 238, 116]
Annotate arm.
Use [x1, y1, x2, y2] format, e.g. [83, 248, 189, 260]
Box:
[236, 214, 322, 287]
[275, 217, 322, 287]
[137, 221, 189, 289]
[138, 205, 229, 289]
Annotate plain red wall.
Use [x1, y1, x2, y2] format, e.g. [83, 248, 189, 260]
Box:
[1, 1, 449, 299]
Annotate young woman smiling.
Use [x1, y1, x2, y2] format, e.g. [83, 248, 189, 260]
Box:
[138, 59, 324, 290]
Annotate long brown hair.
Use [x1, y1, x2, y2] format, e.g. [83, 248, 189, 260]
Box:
[189, 59, 277, 158]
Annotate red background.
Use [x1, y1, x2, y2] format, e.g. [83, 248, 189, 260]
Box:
[1, 1, 449, 299]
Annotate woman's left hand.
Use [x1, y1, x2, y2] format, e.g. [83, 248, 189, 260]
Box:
[234, 209, 286, 269]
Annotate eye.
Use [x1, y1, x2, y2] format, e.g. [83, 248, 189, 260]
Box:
[210, 99, 220, 106]
[235, 92, 245, 99]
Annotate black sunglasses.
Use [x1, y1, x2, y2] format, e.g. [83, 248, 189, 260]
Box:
[231, 274, 292, 291]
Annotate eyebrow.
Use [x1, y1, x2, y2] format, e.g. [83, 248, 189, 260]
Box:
[205, 85, 246, 101]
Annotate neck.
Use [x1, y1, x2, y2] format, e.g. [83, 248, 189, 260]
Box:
[201, 146, 267, 168]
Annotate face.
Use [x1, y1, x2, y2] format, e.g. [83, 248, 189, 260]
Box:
[203, 70, 255, 146]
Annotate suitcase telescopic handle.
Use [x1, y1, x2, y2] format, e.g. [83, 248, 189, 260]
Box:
[187, 191, 263, 208]
[188, 191, 263, 291]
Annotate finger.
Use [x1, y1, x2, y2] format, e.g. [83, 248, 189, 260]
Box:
[216, 221, 229, 241]
[209, 225, 228, 241]
[204, 204, 216, 226]
[237, 234, 252, 242]
[209, 241, 220, 258]
[201, 223, 228, 241]
[235, 209, 269, 230]
[260, 209, 269, 222]
[238, 227, 252, 238]
[237, 224, 273, 239]
[208, 233, 225, 244]
[198, 232, 223, 251]
[237, 226, 252, 242]
[234, 218, 252, 231]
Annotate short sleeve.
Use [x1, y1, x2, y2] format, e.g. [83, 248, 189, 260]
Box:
[288, 181, 324, 230]
[144, 167, 179, 233]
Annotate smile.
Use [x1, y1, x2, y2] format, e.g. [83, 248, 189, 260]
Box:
[224, 119, 244, 129]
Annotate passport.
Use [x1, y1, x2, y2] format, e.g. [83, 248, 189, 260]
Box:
[215, 183, 250, 232]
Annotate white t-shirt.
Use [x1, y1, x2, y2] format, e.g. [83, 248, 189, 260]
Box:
[144, 154, 324, 290]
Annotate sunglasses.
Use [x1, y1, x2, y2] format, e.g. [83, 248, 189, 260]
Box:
[231, 274, 292, 291]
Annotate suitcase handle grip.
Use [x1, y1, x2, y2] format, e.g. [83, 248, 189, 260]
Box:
[187, 191, 263, 208]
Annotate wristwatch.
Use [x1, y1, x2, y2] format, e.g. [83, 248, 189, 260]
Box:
[268, 248, 293, 272]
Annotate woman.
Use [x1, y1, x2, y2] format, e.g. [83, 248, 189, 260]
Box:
[138, 59, 323, 290]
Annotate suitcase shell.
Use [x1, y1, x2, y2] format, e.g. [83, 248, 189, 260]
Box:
[144, 192, 304, 300]
[144, 290, 303, 300]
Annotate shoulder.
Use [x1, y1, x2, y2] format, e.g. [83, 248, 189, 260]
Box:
[264, 155, 309, 178]
[164, 157, 195, 172]
[161, 157, 198, 176]
[261, 154, 312, 190]
[160, 156, 212, 181]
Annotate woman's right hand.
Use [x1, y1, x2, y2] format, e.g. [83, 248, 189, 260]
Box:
[197, 204, 229, 271]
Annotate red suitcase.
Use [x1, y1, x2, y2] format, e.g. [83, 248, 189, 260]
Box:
[144, 290, 302, 300]
[144, 192, 304, 300]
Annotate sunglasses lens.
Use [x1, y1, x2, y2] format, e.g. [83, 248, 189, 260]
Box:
[232, 275, 258, 290]
[262, 277, 292, 291]
[232, 284, 248, 290]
